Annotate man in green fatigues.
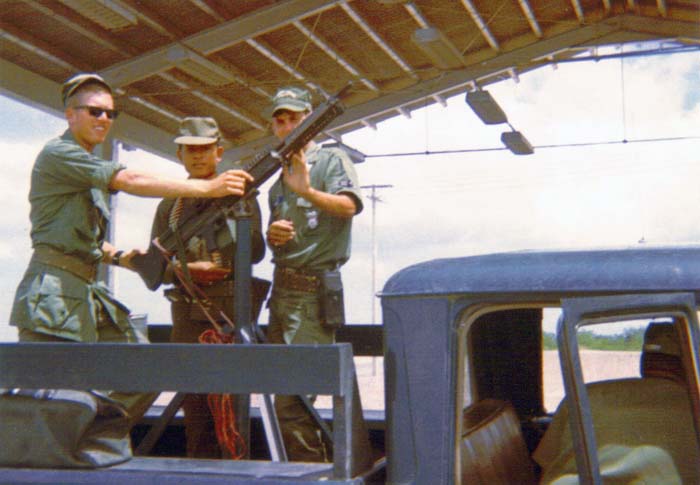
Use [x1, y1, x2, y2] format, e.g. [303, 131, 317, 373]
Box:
[265, 86, 363, 462]
[9, 73, 254, 426]
[149, 117, 266, 458]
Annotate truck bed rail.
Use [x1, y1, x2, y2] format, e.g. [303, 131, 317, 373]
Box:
[0, 342, 369, 482]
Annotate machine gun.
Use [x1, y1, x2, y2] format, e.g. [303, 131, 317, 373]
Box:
[131, 84, 352, 291]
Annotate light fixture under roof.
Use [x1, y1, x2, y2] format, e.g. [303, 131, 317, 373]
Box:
[166, 45, 236, 86]
[501, 131, 534, 155]
[465, 90, 508, 125]
[412, 27, 464, 70]
[466, 89, 532, 154]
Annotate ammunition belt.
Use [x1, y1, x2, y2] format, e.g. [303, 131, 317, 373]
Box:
[32, 245, 97, 282]
[273, 266, 320, 293]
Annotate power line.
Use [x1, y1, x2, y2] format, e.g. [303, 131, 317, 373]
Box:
[360, 184, 392, 375]
[360, 184, 393, 326]
[363, 135, 700, 159]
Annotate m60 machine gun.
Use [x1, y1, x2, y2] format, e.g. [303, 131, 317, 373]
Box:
[131, 84, 352, 291]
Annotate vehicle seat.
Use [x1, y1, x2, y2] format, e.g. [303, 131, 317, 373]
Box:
[460, 398, 537, 484]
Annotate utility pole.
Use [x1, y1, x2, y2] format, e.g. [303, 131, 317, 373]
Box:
[362, 184, 393, 375]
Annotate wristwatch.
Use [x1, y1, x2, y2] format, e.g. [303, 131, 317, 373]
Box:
[112, 250, 124, 266]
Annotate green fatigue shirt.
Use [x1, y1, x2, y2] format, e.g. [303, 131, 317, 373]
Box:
[267, 144, 363, 272]
[9, 129, 130, 342]
[150, 193, 265, 286]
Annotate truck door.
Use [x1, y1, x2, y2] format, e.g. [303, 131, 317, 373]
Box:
[556, 292, 700, 484]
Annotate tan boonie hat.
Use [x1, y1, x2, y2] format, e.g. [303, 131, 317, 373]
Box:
[643, 321, 681, 357]
[174, 117, 221, 145]
[62, 73, 112, 106]
[267, 86, 312, 117]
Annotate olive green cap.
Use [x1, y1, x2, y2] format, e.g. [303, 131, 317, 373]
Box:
[61, 73, 112, 106]
[267, 86, 312, 117]
[174, 117, 221, 145]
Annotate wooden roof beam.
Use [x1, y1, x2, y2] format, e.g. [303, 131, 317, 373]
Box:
[0, 59, 178, 162]
[0, 25, 78, 72]
[26, 0, 129, 55]
[570, 0, 585, 24]
[114, 0, 176, 39]
[508, 67, 520, 83]
[99, 0, 340, 86]
[53, 0, 270, 129]
[432, 94, 447, 107]
[158, 72, 265, 130]
[517, 0, 543, 38]
[224, 18, 623, 161]
[54, 2, 264, 129]
[339, 1, 419, 80]
[188, 0, 226, 22]
[361, 119, 377, 130]
[657, 0, 668, 18]
[246, 38, 319, 93]
[403, 2, 430, 29]
[220, 13, 696, 161]
[127, 95, 182, 123]
[292, 20, 379, 93]
[459, 0, 500, 51]
[397, 107, 411, 119]
[0, 24, 183, 125]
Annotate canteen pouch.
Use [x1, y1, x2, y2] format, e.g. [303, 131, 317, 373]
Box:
[320, 269, 345, 329]
[0, 388, 132, 468]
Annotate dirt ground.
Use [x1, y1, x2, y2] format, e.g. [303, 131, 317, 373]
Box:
[321, 351, 641, 412]
[541, 350, 640, 410]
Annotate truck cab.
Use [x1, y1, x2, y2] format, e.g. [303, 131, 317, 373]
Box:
[381, 246, 700, 484]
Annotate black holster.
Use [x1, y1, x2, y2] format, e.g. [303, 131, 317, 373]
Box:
[319, 269, 345, 329]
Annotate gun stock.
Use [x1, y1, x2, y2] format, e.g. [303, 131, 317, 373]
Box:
[132, 84, 351, 290]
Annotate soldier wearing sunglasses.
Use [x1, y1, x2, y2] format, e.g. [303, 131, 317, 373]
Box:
[9, 73, 254, 426]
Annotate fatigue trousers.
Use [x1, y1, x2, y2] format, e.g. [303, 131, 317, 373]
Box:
[268, 285, 335, 462]
[170, 299, 229, 459]
[18, 308, 158, 431]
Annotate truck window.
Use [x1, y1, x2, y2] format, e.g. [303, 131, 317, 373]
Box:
[461, 307, 652, 414]
[535, 306, 700, 484]
[462, 308, 543, 415]
[542, 308, 647, 412]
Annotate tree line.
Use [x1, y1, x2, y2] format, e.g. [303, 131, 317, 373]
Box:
[543, 326, 645, 351]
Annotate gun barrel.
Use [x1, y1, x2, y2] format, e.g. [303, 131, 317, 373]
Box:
[134, 84, 350, 290]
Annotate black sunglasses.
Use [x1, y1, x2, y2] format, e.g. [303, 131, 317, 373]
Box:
[74, 105, 119, 120]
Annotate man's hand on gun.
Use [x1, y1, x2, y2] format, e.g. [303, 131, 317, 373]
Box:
[186, 261, 231, 285]
[207, 169, 254, 197]
[281, 150, 311, 197]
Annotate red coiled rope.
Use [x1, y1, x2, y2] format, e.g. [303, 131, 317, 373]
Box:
[198, 328, 246, 460]
[156, 240, 247, 459]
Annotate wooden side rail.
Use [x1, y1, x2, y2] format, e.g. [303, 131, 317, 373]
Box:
[0, 342, 368, 481]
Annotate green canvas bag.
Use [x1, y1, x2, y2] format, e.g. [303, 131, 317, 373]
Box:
[0, 388, 132, 468]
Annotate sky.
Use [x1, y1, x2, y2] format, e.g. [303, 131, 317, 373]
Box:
[1, 43, 699, 341]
